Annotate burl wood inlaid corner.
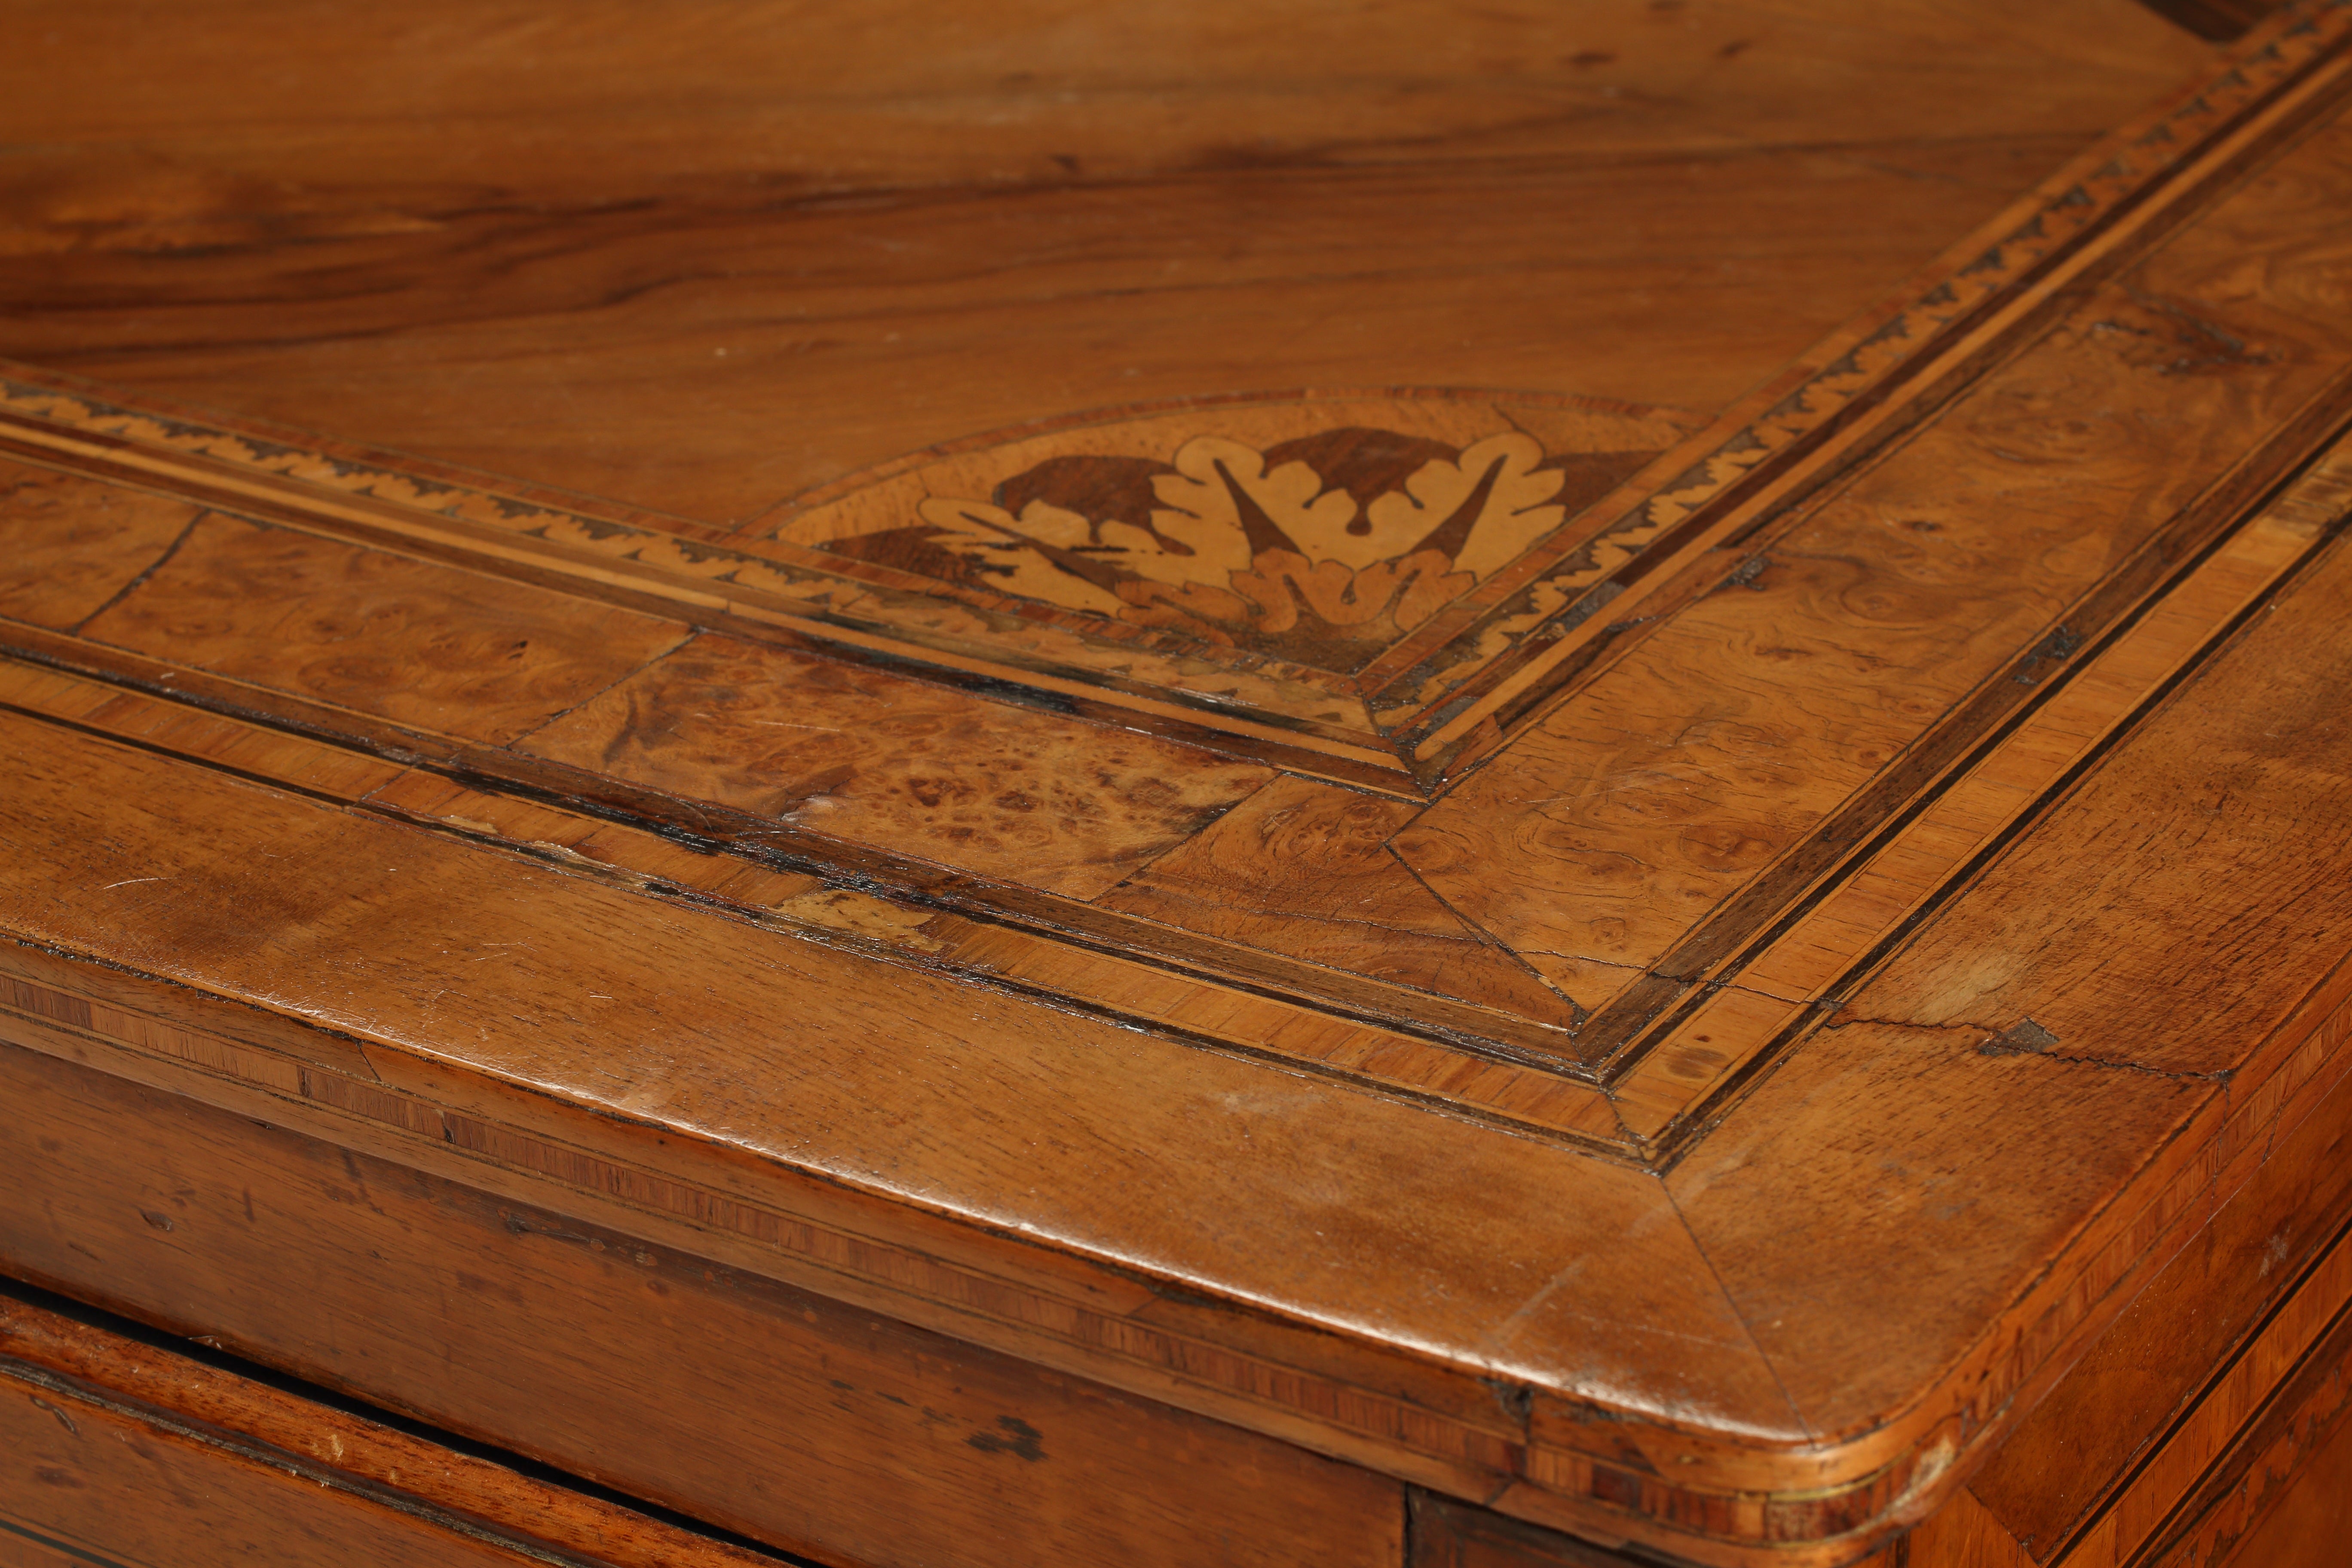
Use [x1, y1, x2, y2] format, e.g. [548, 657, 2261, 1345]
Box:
[5, 2, 2352, 1566]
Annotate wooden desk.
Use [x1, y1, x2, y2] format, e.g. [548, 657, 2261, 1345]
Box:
[4, 3, 2351, 1564]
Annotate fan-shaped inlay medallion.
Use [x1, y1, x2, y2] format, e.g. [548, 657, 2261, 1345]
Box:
[774, 393, 1687, 675]
[753, 391, 1695, 790]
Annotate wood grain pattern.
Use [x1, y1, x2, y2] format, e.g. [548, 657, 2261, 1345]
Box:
[0, 1532, 92, 1568]
[0, 937, 1559, 1497]
[0, 1047, 1404, 1568]
[2198, 1379, 2352, 1567]
[2101, 1313, 2352, 1567]
[1407, 1491, 1645, 1568]
[2, 1392, 535, 1568]
[9, 639, 2343, 1561]
[0, 457, 196, 631]
[0, 12, 2327, 813]
[0, 650, 1620, 1135]
[0, 2, 2221, 194]
[2138, 0, 2288, 42]
[9, 322, 2343, 1114]
[0, 370, 1432, 788]
[1610, 429, 2352, 1144]
[1673, 523, 2352, 1455]
[0, 0, 2292, 790]
[10, 46, 2351, 1097]
[0, 713, 1810, 1537]
[1906, 1490, 2037, 1568]
[2050, 1221, 2352, 1566]
[521, 630, 1272, 897]
[1843, 528, 2352, 1085]
[6, 3, 2352, 1565]
[0, 1, 2220, 524]
[1096, 774, 1580, 1027]
[57, 995, 2337, 1568]
[80, 513, 688, 744]
[1359, 19, 2352, 763]
[1669, 1017, 2213, 1454]
[1400, 113, 2352, 1032]
[1972, 999, 2352, 1555]
[0, 1288, 791, 1568]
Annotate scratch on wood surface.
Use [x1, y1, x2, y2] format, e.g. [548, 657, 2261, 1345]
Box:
[28, 1394, 80, 1436]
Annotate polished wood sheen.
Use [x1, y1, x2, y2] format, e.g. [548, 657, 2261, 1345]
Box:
[0, 1286, 788, 1568]
[3, 2, 2351, 1565]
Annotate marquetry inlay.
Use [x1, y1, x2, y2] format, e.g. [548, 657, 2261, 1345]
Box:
[768, 396, 1689, 678]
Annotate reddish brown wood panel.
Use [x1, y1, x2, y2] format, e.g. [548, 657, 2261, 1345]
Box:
[2208, 1386, 2352, 1567]
[0, 1534, 90, 1568]
[1973, 1023, 2352, 1555]
[1, 1378, 558, 1568]
[0, 457, 196, 631]
[4, 6, 2352, 1567]
[1408, 1491, 1654, 1568]
[1094, 773, 1579, 1024]
[1673, 516, 2352, 1453]
[1397, 102, 2352, 1038]
[520, 630, 1273, 896]
[1, 1290, 784, 1568]
[77, 513, 689, 744]
[2098, 1298, 2352, 1567]
[1905, 1490, 2037, 1568]
[0, 2, 2220, 524]
[0, 1043, 1405, 1568]
[2137, 0, 2288, 42]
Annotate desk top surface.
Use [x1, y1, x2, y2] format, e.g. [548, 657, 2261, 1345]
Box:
[3, 4, 2350, 1563]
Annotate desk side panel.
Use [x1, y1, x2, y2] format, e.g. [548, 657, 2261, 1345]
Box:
[0, 1042, 1403, 1568]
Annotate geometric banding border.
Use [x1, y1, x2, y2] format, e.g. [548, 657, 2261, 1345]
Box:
[1, 424, 2346, 1171]
[4, 0, 2349, 796]
[0, 3, 2348, 1161]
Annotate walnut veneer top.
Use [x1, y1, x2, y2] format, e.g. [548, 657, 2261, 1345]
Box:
[3, 3, 2350, 1563]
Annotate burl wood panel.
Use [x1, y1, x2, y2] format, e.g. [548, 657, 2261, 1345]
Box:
[0, 650, 1621, 1138]
[79, 513, 688, 744]
[522, 630, 1273, 897]
[0, 1, 2218, 524]
[0, 1044, 1405, 1568]
[1, 1291, 788, 1568]
[1095, 774, 1579, 1025]
[0, 455, 1311, 928]
[0, 457, 197, 631]
[1398, 101, 2352, 1027]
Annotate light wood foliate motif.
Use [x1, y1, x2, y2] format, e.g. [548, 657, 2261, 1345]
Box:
[759, 393, 1690, 775]
[769, 396, 1683, 675]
